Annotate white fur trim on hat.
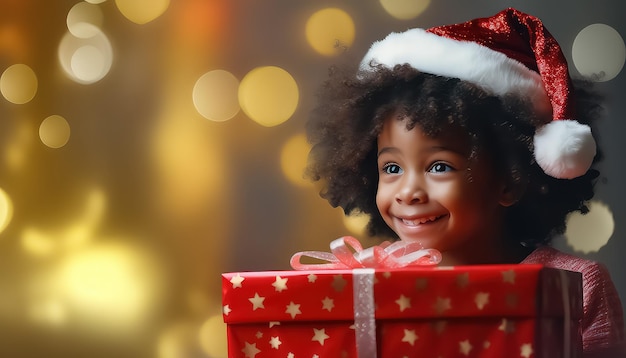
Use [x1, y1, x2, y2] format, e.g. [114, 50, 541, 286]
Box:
[533, 120, 596, 179]
[359, 28, 553, 117]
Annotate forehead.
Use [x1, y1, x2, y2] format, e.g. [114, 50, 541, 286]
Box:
[378, 116, 472, 153]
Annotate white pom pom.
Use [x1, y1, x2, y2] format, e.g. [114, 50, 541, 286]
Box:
[533, 120, 596, 179]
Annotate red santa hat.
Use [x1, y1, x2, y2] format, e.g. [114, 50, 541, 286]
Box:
[359, 7, 596, 179]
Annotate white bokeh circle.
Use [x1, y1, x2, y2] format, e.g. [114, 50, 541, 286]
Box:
[572, 23, 625, 82]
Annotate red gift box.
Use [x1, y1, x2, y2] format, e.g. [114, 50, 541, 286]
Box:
[222, 264, 582, 357]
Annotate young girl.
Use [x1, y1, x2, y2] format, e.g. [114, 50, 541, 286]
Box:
[305, 8, 625, 357]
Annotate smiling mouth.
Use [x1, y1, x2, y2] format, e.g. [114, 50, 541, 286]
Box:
[401, 215, 443, 226]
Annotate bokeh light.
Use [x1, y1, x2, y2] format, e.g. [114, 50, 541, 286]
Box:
[22, 228, 56, 257]
[151, 112, 227, 219]
[572, 23, 625, 82]
[56, 241, 165, 334]
[115, 0, 170, 25]
[565, 200, 614, 253]
[39, 115, 71, 148]
[157, 321, 203, 358]
[67, 1, 104, 38]
[238, 66, 299, 127]
[199, 314, 228, 357]
[86, 0, 107, 3]
[280, 133, 311, 187]
[58, 26, 113, 84]
[0, 187, 14, 234]
[193, 69, 240, 122]
[21, 188, 106, 257]
[342, 211, 370, 237]
[4, 119, 33, 172]
[28, 298, 67, 327]
[0, 63, 38, 104]
[379, 0, 430, 20]
[305, 8, 355, 56]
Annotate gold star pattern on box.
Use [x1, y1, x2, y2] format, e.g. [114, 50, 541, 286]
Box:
[321, 296, 334, 312]
[248, 293, 265, 311]
[272, 275, 288, 292]
[395, 294, 411, 312]
[401, 328, 418, 346]
[459, 339, 473, 356]
[285, 301, 301, 319]
[222, 265, 582, 357]
[269, 336, 281, 349]
[230, 273, 245, 288]
[311, 328, 329, 345]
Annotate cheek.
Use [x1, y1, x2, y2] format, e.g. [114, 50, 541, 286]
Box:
[375, 185, 390, 212]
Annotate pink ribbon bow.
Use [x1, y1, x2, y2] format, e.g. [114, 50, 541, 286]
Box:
[290, 236, 442, 270]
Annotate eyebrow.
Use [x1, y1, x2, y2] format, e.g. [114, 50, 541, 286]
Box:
[377, 147, 398, 156]
[377, 145, 459, 157]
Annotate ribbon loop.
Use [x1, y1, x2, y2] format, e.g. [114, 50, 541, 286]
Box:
[290, 236, 441, 270]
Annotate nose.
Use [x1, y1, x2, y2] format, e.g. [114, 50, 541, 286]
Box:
[395, 174, 427, 204]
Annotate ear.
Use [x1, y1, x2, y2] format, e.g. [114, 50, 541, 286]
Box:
[498, 176, 526, 207]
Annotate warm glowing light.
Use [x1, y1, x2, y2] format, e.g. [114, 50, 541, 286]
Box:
[67, 1, 104, 38]
[151, 108, 227, 218]
[58, 26, 113, 84]
[85, 0, 107, 3]
[305, 8, 355, 56]
[39, 115, 71, 148]
[21, 188, 107, 256]
[115, 0, 170, 24]
[199, 315, 228, 357]
[379, 0, 430, 20]
[22, 228, 56, 256]
[0, 187, 13, 234]
[572, 24, 625, 82]
[157, 321, 202, 358]
[5, 119, 33, 171]
[238, 66, 299, 127]
[71, 45, 107, 82]
[56, 241, 164, 333]
[193, 70, 240, 122]
[0, 63, 37, 104]
[565, 200, 614, 253]
[342, 211, 370, 236]
[28, 299, 67, 327]
[280, 134, 312, 187]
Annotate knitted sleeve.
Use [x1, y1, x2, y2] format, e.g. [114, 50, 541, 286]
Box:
[578, 261, 625, 357]
[522, 246, 625, 357]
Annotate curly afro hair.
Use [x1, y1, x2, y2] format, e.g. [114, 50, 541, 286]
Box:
[306, 63, 602, 248]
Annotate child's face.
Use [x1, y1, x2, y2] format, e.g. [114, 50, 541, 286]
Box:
[376, 116, 510, 263]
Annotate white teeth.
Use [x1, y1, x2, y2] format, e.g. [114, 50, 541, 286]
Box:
[402, 216, 439, 225]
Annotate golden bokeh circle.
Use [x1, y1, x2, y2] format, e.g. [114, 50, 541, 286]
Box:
[67, 1, 104, 38]
[238, 66, 299, 127]
[305, 8, 355, 56]
[39, 115, 71, 148]
[115, 0, 170, 25]
[280, 134, 312, 187]
[379, 0, 430, 20]
[198, 315, 228, 357]
[56, 241, 164, 334]
[58, 27, 113, 84]
[0, 63, 38, 104]
[342, 211, 370, 237]
[0, 188, 13, 234]
[192, 70, 240, 122]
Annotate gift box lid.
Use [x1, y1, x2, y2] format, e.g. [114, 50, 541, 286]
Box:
[222, 264, 582, 324]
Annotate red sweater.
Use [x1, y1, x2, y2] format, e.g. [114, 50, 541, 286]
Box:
[522, 246, 625, 357]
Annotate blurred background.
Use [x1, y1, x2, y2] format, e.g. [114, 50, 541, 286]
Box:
[0, 0, 623, 357]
